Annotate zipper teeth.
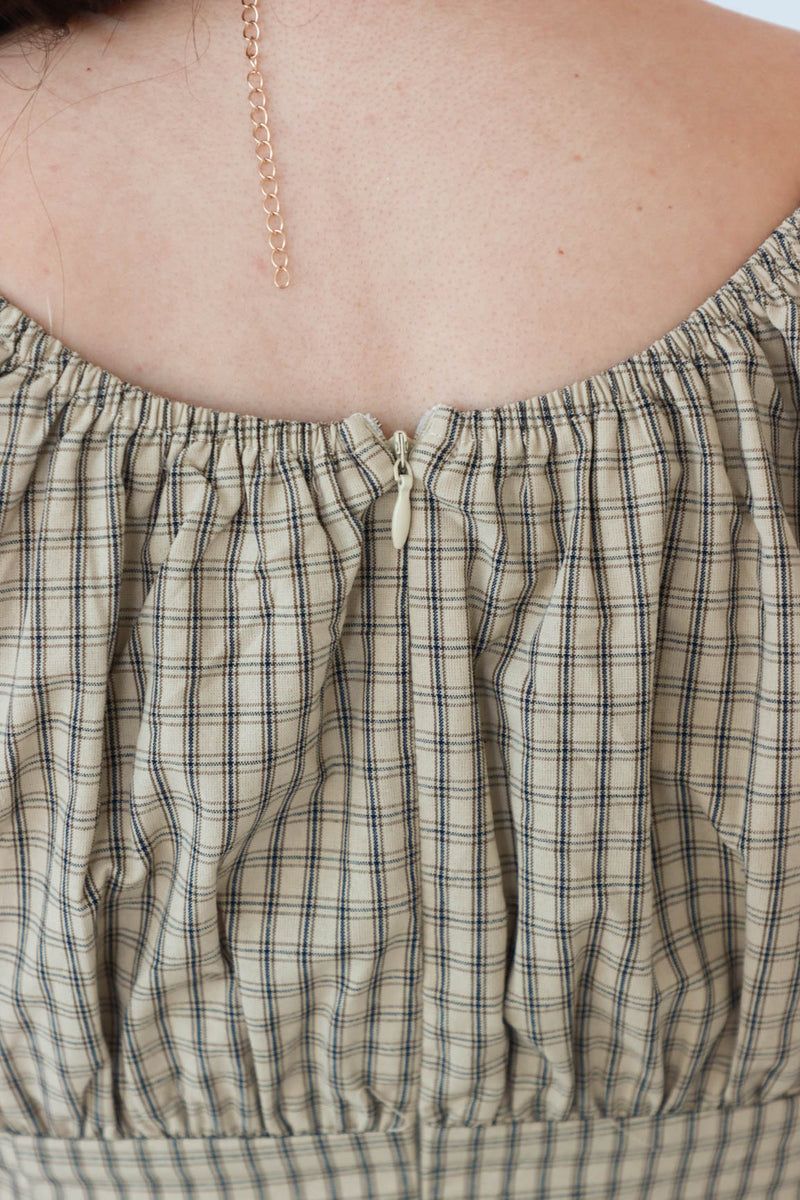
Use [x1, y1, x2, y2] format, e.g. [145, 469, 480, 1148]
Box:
[360, 412, 396, 450]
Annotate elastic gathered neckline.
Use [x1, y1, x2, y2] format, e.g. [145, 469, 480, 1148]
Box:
[0, 197, 799, 459]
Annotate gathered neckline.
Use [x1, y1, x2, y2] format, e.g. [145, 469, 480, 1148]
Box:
[0, 197, 799, 448]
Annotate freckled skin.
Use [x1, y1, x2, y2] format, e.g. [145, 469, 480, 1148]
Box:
[0, 0, 797, 438]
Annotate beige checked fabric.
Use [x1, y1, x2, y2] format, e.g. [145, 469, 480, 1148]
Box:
[0, 201, 799, 1198]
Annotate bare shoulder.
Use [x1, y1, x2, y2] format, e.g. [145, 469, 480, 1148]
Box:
[703, 0, 800, 57]
[689, 4, 800, 179]
[0, 11, 185, 330]
[0, 0, 798, 431]
[0, 22, 94, 304]
[705, 3, 800, 114]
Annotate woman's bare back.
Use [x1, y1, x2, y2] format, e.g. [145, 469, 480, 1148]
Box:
[0, 0, 798, 440]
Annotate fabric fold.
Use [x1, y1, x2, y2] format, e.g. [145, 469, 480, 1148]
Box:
[0, 197, 798, 1196]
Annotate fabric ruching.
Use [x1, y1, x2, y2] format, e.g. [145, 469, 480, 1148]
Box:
[0, 199, 797, 1197]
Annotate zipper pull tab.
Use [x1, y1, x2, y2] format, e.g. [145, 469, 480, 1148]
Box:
[390, 430, 414, 549]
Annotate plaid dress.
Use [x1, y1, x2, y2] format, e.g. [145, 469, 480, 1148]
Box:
[0, 202, 798, 1198]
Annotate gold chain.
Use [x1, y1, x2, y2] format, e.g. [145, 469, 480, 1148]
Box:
[241, 1, 290, 288]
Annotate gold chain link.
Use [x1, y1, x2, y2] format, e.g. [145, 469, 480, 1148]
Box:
[241, 1, 290, 288]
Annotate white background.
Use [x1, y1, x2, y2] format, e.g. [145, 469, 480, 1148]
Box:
[705, 0, 800, 30]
